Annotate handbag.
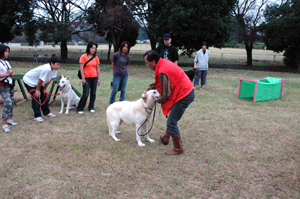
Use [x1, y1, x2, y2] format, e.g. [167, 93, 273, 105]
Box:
[77, 56, 95, 79]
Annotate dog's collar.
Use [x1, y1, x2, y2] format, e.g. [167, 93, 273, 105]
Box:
[141, 99, 153, 115]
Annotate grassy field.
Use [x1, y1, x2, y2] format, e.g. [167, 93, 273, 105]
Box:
[8, 44, 285, 65]
[0, 61, 299, 198]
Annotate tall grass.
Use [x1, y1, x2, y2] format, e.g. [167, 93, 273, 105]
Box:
[0, 62, 299, 198]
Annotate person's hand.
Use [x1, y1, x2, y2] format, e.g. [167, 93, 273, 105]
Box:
[43, 89, 50, 96]
[7, 69, 14, 77]
[152, 95, 158, 102]
[81, 78, 86, 85]
[194, 66, 198, 71]
[97, 80, 100, 86]
[34, 90, 41, 98]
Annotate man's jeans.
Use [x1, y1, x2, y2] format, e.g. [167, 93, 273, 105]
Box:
[24, 83, 50, 118]
[109, 75, 128, 104]
[167, 90, 195, 136]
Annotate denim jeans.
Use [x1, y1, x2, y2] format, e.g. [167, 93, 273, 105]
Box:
[77, 77, 98, 111]
[24, 83, 50, 118]
[109, 76, 128, 104]
[167, 90, 195, 136]
[0, 84, 14, 120]
[194, 70, 207, 86]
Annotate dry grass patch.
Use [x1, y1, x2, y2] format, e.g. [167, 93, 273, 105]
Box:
[0, 63, 299, 198]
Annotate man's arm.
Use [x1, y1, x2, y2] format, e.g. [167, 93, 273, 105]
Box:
[156, 73, 171, 104]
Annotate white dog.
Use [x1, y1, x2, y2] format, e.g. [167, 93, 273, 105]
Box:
[106, 89, 160, 147]
[58, 75, 80, 114]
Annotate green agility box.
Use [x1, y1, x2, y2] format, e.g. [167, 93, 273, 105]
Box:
[237, 77, 285, 102]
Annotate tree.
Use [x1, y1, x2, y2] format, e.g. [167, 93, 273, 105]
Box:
[233, 0, 268, 66]
[0, 0, 36, 44]
[261, 0, 300, 69]
[140, 0, 236, 56]
[36, 0, 92, 62]
[87, 0, 140, 59]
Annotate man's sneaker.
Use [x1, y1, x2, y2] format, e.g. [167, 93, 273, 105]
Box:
[46, 113, 56, 118]
[2, 124, 10, 132]
[7, 119, 17, 126]
[200, 86, 203, 90]
[77, 111, 84, 114]
[90, 109, 95, 113]
[34, 117, 44, 122]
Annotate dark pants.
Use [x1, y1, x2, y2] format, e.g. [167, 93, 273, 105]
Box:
[167, 90, 195, 136]
[77, 77, 98, 111]
[24, 83, 50, 118]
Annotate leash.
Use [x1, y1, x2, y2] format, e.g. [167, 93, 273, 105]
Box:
[137, 102, 156, 136]
[194, 69, 208, 77]
[29, 89, 60, 106]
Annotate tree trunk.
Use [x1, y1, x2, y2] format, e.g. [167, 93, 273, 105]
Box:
[245, 43, 253, 66]
[150, 38, 157, 50]
[107, 42, 112, 60]
[60, 39, 68, 62]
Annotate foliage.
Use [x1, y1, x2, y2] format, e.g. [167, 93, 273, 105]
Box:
[261, 0, 300, 68]
[0, 0, 36, 44]
[35, 0, 92, 61]
[233, 0, 268, 66]
[87, 0, 140, 56]
[144, 0, 236, 57]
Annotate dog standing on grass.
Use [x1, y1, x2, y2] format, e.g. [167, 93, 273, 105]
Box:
[59, 75, 80, 114]
[106, 89, 160, 147]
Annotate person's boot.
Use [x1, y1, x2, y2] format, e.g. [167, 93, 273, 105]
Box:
[160, 128, 171, 145]
[165, 135, 184, 155]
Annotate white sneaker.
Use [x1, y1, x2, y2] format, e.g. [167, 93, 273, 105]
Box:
[46, 113, 56, 118]
[34, 117, 44, 122]
[77, 111, 84, 114]
[200, 86, 203, 90]
[7, 119, 17, 126]
[2, 124, 10, 132]
[90, 109, 95, 113]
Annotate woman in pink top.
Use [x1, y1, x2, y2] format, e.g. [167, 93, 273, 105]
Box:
[77, 42, 100, 114]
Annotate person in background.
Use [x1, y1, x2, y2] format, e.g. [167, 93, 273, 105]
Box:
[194, 41, 210, 90]
[109, 41, 131, 105]
[143, 50, 195, 155]
[0, 44, 17, 132]
[77, 42, 100, 114]
[155, 33, 179, 65]
[23, 55, 62, 122]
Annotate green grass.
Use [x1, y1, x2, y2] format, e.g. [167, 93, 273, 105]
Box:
[0, 62, 299, 198]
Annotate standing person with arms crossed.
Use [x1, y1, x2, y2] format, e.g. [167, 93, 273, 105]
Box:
[155, 33, 179, 65]
[77, 42, 100, 114]
[143, 50, 195, 155]
[194, 41, 210, 90]
[0, 44, 17, 132]
[23, 55, 62, 122]
[109, 41, 131, 105]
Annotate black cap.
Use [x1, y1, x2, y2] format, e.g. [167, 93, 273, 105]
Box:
[163, 33, 171, 40]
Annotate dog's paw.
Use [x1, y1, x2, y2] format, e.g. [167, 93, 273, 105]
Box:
[138, 142, 145, 147]
[65, 112, 69, 114]
[148, 138, 155, 143]
[116, 131, 121, 134]
[59, 111, 63, 114]
[116, 138, 121, 142]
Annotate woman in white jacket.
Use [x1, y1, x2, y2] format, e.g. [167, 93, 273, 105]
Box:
[193, 41, 209, 90]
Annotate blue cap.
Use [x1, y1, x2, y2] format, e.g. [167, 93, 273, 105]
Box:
[163, 33, 171, 40]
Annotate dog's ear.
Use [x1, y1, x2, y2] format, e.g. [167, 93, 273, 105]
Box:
[61, 75, 64, 78]
[66, 75, 70, 80]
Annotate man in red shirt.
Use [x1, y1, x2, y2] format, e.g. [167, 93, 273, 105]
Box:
[144, 50, 195, 155]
